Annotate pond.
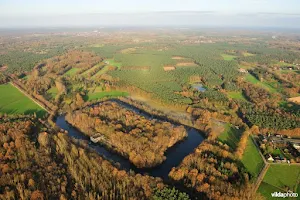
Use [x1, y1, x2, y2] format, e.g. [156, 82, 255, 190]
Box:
[192, 83, 206, 92]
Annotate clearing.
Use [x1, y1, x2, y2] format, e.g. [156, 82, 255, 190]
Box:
[218, 123, 242, 150]
[227, 91, 246, 100]
[221, 54, 237, 61]
[288, 96, 300, 105]
[87, 87, 128, 101]
[104, 59, 122, 69]
[245, 74, 277, 93]
[64, 68, 80, 76]
[0, 83, 46, 117]
[176, 62, 198, 67]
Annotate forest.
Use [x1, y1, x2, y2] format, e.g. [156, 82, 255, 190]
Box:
[0, 116, 188, 200]
[65, 101, 187, 168]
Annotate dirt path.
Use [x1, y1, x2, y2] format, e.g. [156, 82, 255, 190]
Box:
[253, 163, 270, 193]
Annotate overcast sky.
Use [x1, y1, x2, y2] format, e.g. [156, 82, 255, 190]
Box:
[0, 0, 299, 28]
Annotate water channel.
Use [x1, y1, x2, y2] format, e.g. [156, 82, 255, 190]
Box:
[55, 101, 204, 180]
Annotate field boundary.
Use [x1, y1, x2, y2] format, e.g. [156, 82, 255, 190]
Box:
[9, 82, 50, 113]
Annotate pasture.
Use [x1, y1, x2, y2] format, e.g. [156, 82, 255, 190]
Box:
[221, 54, 237, 61]
[87, 87, 128, 100]
[245, 74, 277, 93]
[241, 137, 264, 178]
[0, 83, 46, 117]
[258, 165, 300, 199]
[218, 123, 242, 150]
[104, 59, 122, 69]
[64, 68, 79, 76]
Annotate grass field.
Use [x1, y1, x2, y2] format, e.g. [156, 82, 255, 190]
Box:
[87, 88, 128, 101]
[227, 91, 246, 100]
[92, 66, 110, 77]
[245, 74, 277, 93]
[0, 83, 46, 117]
[221, 54, 237, 61]
[105, 59, 122, 69]
[64, 68, 80, 76]
[218, 123, 242, 150]
[241, 137, 264, 178]
[258, 165, 300, 199]
[243, 52, 255, 57]
[47, 86, 58, 99]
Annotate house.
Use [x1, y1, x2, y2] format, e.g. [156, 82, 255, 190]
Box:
[293, 143, 300, 152]
[267, 154, 274, 162]
[238, 68, 248, 73]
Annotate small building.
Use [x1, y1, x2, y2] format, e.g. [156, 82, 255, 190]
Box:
[267, 155, 274, 162]
[293, 143, 300, 150]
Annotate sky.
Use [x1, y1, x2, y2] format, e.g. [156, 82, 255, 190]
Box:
[0, 0, 300, 28]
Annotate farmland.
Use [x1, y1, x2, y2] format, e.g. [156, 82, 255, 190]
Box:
[241, 137, 264, 178]
[258, 165, 300, 199]
[0, 83, 46, 117]
[217, 123, 242, 150]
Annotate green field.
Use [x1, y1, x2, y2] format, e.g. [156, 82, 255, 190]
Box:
[245, 74, 277, 93]
[258, 165, 300, 199]
[93, 66, 110, 77]
[221, 54, 237, 61]
[0, 83, 46, 117]
[105, 59, 122, 69]
[87, 89, 128, 101]
[243, 52, 255, 57]
[227, 91, 246, 100]
[64, 68, 80, 76]
[241, 137, 264, 178]
[218, 123, 242, 150]
[47, 86, 58, 99]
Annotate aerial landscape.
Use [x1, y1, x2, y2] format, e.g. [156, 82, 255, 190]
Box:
[0, 0, 300, 200]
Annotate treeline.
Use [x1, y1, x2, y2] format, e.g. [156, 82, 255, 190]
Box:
[0, 72, 9, 84]
[66, 101, 187, 168]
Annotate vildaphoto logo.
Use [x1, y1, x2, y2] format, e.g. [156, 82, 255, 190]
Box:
[271, 191, 298, 198]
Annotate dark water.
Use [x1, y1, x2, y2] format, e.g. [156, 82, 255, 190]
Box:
[55, 102, 204, 180]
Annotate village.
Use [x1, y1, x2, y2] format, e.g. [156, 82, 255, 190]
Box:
[256, 133, 300, 164]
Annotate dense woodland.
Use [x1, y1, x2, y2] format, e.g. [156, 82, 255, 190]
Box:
[66, 101, 187, 168]
[169, 140, 255, 200]
[0, 117, 189, 200]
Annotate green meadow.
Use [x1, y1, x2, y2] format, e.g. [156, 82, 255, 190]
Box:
[221, 54, 237, 61]
[86, 87, 128, 101]
[105, 59, 122, 69]
[218, 123, 242, 150]
[227, 91, 246, 100]
[64, 68, 80, 76]
[258, 165, 300, 199]
[245, 74, 277, 93]
[241, 137, 264, 178]
[0, 83, 46, 117]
